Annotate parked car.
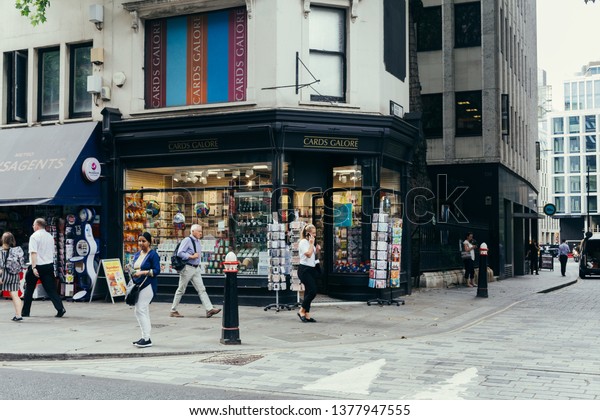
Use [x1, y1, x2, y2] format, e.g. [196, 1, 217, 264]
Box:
[579, 234, 600, 278]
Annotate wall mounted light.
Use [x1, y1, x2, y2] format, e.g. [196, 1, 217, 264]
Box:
[89, 4, 104, 30]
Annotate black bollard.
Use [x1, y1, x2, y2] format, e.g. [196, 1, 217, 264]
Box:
[221, 255, 241, 345]
[476, 242, 488, 298]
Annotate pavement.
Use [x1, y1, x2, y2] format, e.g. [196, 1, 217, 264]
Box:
[0, 264, 579, 361]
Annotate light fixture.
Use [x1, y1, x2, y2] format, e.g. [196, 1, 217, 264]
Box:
[201, 176, 207, 185]
[217, 170, 224, 179]
[191, 176, 199, 183]
[245, 169, 254, 178]
[232, 169, 240, 178]
[173, 173, 181, 182]
[247, 179, 254, 187]
[89, 4, 104, 30]
[340, 175, 347, 183]
[252, 165, 269, 170]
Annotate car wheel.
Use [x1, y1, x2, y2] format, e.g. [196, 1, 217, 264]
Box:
[580, 270, 586, 279]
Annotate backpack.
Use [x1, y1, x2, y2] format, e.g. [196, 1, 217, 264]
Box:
[171, 237, 197, 272]
[3, 247, 24, 275]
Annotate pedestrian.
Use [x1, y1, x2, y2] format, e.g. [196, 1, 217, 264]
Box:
[130, 232, 161, 348]
[169, 224, 221, 318]
[462, 232, 478, 287]
[558, 239, 570, 277]
[527, 240, 540, 275]
[297, 223, 321, 322]
[1, 232, 25, 321]
[22, 218, 66, 318]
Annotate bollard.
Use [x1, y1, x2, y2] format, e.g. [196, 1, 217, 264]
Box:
[477, 242, 488, 298]
[221, 252, 241, 345]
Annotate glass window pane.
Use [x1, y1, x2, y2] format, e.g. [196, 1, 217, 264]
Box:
[554, 157, 564, 173]
[552, 117, 564, 135]
[569, 136, 580, 152]
[71, 45, 92, 115]
[586, 135, 596, 152]
[585, 115, 596, 133]
[570, 156, 580, 173]
[572, 82, 578, 110]
[595, 80, 600, 109]
[571, 197, 581, 213]
[587, 81, 593, 109]
[570, 176, 581, 193]
[590, 175, 598, 193]
[553, 137, 564, 153]
[556, 197, 564, 213]
[564, 83, 571, 110]
[455, 91, 482, 136]
[40, 49, 60, 118]
[454, 2, 481, 48]
[309, 53, 344, 99]
[569, 116, 580, 133]
[587, 155, 597, 172]
[417, 6, 442, 51]
[579, 81, 585, 110]
[589, 196, 597, 213]
[422, 94, 443, 138]
[554, 177, 565, 193]
[310, 7, 345, 52]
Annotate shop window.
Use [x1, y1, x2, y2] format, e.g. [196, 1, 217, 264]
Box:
[123, 163, 272, 275]
[38, 47, 60, 121]
[417, 6, 442, 52]
[69, 43, 92, 118]
[454, 2, 481, 48]
[455, 91, 482, 137]
[5, 50, 28, 123]
[309, 6, 346, 103]
[144, 7, 248, 109]
[422, 93, 443, 138]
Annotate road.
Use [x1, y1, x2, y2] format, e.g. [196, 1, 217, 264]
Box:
[2, 275, 599, 401]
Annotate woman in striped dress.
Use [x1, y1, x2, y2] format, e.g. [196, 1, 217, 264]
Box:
[1, 232, 25, 321]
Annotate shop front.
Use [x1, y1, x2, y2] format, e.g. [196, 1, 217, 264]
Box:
[0, 122, 104, 299]
[103, 109, 416, 304]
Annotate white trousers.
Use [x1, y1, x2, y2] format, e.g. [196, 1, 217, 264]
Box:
[134, 286, 154, 340]
[171, 265, 213, 312]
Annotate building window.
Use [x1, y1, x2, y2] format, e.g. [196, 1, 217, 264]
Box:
[569, 136, 580, 153]
[564, 83, 571, 111]
[69, 43, 92, 118]
[589, 196, 597, 213]
[569, 156, 580, 173]
[572, 82, 579, 110]
[585, 115, 596, 133]
[455, 91, 482, 136]
[554, 157, 564, 174]
[587, 156, 597, 172]
[554, 177, 565, 193]
[552, 117, 564, 135]
[571, 197, 581, 213]
[555, 196, 564, 213]
[590, 175, 598, 193]
[5, 50, 28, 123]
[553, 137, 564, 154]
[570, 176, 581, 193]
[144, 7, 248, 109]
[38, 47, 60, 121]
[569, 116, 580, 134]
[586, 135, 596, 152]
[421, 93, 443, 138]
[595, 80, 600, 108]
[454, 2, 481, 48]
[310, 7, 346, 102]
[417, 6, 442, 51]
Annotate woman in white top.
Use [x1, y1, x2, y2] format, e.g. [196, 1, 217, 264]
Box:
[297, 224, 321, 322]
[463, 232, 478, 287]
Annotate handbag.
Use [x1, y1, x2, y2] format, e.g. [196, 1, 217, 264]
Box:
[125, 275, 147, 306]
[461, 250, 472, 260]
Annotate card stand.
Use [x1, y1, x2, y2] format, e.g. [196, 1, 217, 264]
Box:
[264, 222, 295, 312]
[367, 213, 405, 307]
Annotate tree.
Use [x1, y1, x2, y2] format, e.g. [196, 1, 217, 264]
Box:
[15, 0, 50, 26]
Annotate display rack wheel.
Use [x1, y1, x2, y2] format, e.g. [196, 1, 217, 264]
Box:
[264, 307, 268, 311]
[367, 302, 371, 306]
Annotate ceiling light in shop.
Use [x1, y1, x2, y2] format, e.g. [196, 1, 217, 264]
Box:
[232, 170, 240, 178]
[253, 165, 269, 170]
[173, 173, 182, 182]
[217, 170, 224, 179]
[200, 176, 207, 184]
[245, 169, 254, 178]
[191, 176, 199, 183]
[340, 175, 347, 183]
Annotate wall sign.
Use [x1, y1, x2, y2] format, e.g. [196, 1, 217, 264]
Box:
[82, 157, 101, 182]
[303, 136, 359, 150]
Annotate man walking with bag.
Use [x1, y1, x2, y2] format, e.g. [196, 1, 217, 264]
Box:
[169, 224, 221, 318]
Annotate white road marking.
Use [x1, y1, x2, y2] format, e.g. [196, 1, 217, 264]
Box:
[303, 358, 386, 395]
[410, 367, 479, 399]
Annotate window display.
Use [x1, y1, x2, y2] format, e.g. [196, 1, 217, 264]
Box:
[332, 190, 366, 273]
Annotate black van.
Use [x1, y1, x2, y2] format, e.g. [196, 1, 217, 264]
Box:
[579, 234, 600, 278]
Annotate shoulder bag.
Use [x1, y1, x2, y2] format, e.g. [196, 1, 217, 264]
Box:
[125, 274, 148, 306]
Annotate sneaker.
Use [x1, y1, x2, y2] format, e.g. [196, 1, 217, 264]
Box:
[169, 311, 184, 318]
[206, 308, 222, 318]
[132, 338, 144, 346]
[12, 316, 23, 322]
[133, 339, 152, 348]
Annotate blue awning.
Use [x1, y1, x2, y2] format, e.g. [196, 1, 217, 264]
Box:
[0, 122, 102, 207]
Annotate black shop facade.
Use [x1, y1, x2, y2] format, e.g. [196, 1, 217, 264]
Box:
[102, 109, 417, 305]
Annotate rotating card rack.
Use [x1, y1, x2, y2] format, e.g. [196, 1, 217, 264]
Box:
[367, 212, 405, 307]
[264, 221, 294, 312]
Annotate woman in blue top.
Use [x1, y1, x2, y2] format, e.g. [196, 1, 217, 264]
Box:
[130, 232, 161, 348]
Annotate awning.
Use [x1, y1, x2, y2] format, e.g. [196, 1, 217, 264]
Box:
[0, 122, 102, 207]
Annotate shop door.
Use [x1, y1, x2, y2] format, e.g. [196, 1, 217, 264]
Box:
[312, 194, 326, 292]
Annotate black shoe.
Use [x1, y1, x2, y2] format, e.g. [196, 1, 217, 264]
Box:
[21, 313, 29, 317]
[12, 316, 23, 322]
[55, 308, 66, 318]
[134, 339, 152, 348]
[132, 338, 145, 346]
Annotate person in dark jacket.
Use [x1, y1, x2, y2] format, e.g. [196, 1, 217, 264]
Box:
[130, 232, 161, 348]
[527, 240, 540, 275]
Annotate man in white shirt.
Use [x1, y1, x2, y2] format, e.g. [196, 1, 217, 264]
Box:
[22, 218, 66, 318]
